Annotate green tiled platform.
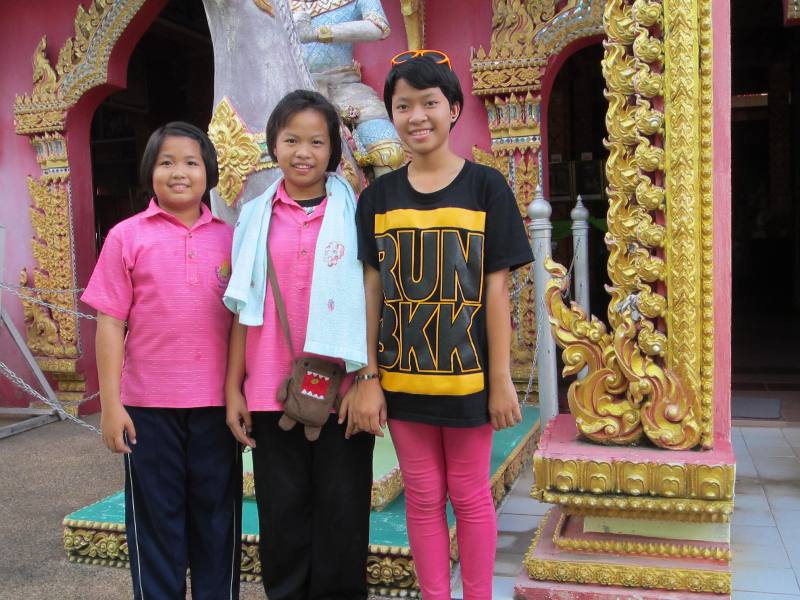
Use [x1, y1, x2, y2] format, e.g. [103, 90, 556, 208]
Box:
[64, 406, 539, 597]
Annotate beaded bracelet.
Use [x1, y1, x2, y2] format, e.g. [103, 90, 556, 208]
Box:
[354, 372, 380, 382]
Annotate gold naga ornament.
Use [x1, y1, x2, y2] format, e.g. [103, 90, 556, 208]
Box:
[544, 0, 708, 450]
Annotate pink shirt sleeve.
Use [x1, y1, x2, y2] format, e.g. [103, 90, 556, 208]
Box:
[81, 228, 133, 322]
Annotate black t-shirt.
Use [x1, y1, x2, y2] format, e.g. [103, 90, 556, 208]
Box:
[356, 160, 533, 427]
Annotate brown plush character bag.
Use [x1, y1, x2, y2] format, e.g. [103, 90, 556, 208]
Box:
[268, 251, 342, 441]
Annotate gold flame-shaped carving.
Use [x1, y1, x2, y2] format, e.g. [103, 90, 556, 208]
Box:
[208, 97, 263, 207]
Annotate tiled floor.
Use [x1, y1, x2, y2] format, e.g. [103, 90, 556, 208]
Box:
[446, 423, 800, 599]
[731, 424, 800, 599]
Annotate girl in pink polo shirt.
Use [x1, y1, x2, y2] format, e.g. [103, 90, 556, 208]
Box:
[83, 122, 241, 600]
[224, 91, 374, 600]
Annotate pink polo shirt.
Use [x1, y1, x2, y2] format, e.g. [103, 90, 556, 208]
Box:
[243, 183, 354, 412]
[82, 199, 233, 409]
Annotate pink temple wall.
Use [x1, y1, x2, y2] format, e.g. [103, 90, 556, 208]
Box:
[0, 0, 165, 412]
[713, 0, 732, 442]
[0, 0, 86, 407]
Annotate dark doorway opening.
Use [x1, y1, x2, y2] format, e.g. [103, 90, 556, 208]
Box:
[731, 0, 800, 420]
[90, 0, 213, 251]
[546, 43, 611, 326]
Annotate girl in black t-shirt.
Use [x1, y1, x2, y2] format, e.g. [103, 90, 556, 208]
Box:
[351, 52, 533, 600]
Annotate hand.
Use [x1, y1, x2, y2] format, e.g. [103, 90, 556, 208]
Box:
[345, 379, 386, 439]
[101, 404, 136, 454]
[226, 387, 255, 448]
[488, 375, 522, 431]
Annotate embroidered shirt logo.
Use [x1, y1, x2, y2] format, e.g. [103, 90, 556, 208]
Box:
[216, 259, 231, 288]
[324, 241, 345, 267]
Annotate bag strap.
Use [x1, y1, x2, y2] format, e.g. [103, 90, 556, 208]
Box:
[266, 249, 296, 359]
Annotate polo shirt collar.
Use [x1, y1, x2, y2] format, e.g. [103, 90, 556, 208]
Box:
[143, 198, 222, 228]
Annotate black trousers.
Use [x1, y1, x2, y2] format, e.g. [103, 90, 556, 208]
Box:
[124, 406, 242, 600]
[251, 412, 375, 600]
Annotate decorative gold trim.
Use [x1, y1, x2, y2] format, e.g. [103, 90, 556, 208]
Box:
[534, 490, 733, 522]
[533, 453, 735, 500]
[524, 510, 731, 593]
[243, 473, 255, 498]
[664, 0, 705, 445]
[372, 467, 404, 511]
[400, 0, 425, 50]
[35, 357, 78, 373]
[490, 421, 539, 504]
[289, 0, 352, 18]
[207, 97, 265, 207]
[551, 512, 732, 560]
[64, 527, 128, 567]
[698, 0, 715, 446]
[562, 505, 731, 523]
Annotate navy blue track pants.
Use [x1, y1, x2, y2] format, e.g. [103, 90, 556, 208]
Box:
[124, 406, 242, 600]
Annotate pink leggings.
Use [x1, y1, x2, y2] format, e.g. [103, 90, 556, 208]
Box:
[389, 419, 496, 600]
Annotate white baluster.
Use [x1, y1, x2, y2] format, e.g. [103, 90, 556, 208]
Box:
[571, 195, 590, 380]
[528, 186, 559, 425]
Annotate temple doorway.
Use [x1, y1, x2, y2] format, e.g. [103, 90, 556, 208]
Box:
[89, 0, 213, 252]
[546, 42, 611, 326]
[730, 0, 800, 420]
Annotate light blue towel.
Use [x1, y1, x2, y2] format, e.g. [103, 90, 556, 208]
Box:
[223, 174, 367, 372]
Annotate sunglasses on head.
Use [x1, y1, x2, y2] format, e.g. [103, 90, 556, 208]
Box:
[390, 49, 452, 70]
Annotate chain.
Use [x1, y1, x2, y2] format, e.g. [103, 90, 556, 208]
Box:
[0, 282, 97, 321]
[0, 282, 84, 294]
[0, 360, 102, 434]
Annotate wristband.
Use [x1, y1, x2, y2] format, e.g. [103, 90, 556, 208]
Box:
[355, 371, 380, 382]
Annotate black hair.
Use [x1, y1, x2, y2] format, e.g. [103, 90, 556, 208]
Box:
[265, 89, 342, 172]
[139, 121, 219, 203]
[383, 54, 465, 129]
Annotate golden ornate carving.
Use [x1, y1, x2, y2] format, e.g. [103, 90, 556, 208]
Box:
[240, 539, 262, 581]
[541, 0, 710, 449]
[400, 0, 425, 50]
[208, 97, 264, 207]
[63, 527, 128, 566]
[339, 157, 362, 194]
[551, 512, 732, 560]
[15, 0, 147, 130]
[21, 177, 79, 360]
[364, 140, 407, 170]
[524, 510, 731, 593]
[532, 453, 735, 501]
[32, 37, 58, 98]
[366, 556, 417, 591]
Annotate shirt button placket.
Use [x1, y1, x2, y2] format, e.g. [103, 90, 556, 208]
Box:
[187, 231, 199, 284]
